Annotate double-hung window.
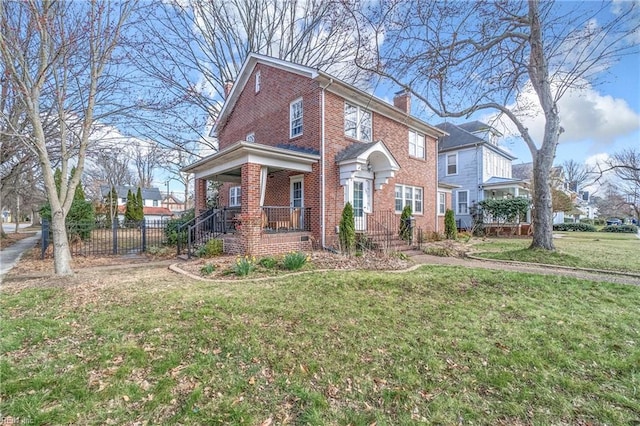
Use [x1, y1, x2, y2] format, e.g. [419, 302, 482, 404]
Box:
[446, 153, 458, 175]
[255, 71, 261, 93]
[229, 186, 241, 207]
[394, 184, 423, 214]
[409, 130, 425, 159]
[290, 98, 303, 138]
[457, 190, 468, 215]
[438, 192, 446, 215]
[344, 103, 372, 142]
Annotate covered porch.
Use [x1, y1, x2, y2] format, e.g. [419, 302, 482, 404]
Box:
[480, 177, 532, 235]
[183, 141, 320, 255]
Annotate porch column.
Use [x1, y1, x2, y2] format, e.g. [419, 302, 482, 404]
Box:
[240, 163, 262, 255]
[194, 178, 207, 216]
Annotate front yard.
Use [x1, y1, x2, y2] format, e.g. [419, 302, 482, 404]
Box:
[472, 231, 640, 273]
[2, 265, 639, 424]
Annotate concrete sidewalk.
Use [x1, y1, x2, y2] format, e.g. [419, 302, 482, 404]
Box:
[0, 232, 41, 278]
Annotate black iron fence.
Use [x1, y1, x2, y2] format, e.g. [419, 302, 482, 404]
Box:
[41, 219, 169, 258]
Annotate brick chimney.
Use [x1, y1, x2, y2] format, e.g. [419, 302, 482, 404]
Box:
[224, 80, 234, 99]
[393, 89, 411, 114]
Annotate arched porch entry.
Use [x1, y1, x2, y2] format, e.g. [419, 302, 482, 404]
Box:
[337, 141, 400, 231]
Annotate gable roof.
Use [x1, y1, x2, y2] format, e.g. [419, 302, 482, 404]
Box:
[213, 53, 446, 140]
[458, 120, 502, 137]
[100, 186, 163, 201]
[435, 121, 515, 160]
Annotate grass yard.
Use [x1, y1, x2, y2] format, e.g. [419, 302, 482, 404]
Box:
[2, 266, 639, 424]
[472, 231, 640, 273]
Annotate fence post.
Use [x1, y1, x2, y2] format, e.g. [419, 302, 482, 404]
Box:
[41, 219, 49, 259]
[141, 220, 147, 253]
[112, 218, 118, 255]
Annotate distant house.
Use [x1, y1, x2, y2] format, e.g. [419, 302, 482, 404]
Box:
[162, 193, 187, 214]
[436, 121, 530, 229]
[100, 186, 173, 222]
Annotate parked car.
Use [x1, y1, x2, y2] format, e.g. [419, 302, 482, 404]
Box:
[606, 218, 622, 226]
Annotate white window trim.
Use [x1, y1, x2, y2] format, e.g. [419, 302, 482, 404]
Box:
[344, 102, 372, 142]
[438, 191, 446, 216]
[409, 129, 425, 159]
[457, 190, 469, 215]
[394, 184, 424, 215]
[290, 98, 303, 138]
[289, 175, 304, 208]
[229, 186, 241, 207]
[255, 70, 261, 93]
[446, 152, 458, 176]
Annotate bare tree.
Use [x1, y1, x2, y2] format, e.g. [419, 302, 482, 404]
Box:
[127, 0, 373, 154]
[561, 159, 593, 193]
[0, 0, 134, 275]
[605, 148, 640, 221]
[132, 140, 164, 188]
[84, 151, 136, 201]
[351, 0, 639, 250]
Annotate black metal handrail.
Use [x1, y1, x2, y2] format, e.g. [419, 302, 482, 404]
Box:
[184, 207, 241, 257]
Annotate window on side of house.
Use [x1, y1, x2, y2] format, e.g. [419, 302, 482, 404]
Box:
[394, 184, 423, 214]
[438, 192, 446, 215]
[121, 197, 127, 204]
[255, 70, 261, 93]
[290, 98, 303, 138]
[447, 153, 458, 175]
[229, 186, 241, 207]
[153, 200, 158, 207]
[344, 102, 372, 142]
[409, 129, 425, 159]
[457, 190, 468, 215]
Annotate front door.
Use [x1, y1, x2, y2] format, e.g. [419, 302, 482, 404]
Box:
[290, 176, 304, 229]
[352, 178, 372, 231]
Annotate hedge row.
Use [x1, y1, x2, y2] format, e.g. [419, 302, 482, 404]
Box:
[552, 223, 597, 232]
[601, 224, 638, 233]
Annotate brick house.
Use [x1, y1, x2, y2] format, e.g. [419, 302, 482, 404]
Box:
[184, 54, 448, 256]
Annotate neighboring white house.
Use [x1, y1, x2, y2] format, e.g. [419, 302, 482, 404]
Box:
[100, 186, 173, 223]
[436, 121, 530, 229]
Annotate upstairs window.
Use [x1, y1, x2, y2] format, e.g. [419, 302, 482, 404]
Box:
[447, 153, 458, 175]
[255, 71, 261, 93]
[153, 200, 158, 207]
[409, 129, 425, 159]
[290, 98, 303, 138]
[229, 186, 241, 207]
[246, 132, 255, 143]
[344, 102, 372, 142]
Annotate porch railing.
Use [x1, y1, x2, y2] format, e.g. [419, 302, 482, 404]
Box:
[261, 206, 311, 232]
[358, 210, 404, 252]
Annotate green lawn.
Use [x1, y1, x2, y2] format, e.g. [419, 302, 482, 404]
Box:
[472, 231, 640, 273]
[2, 267, 639, 424]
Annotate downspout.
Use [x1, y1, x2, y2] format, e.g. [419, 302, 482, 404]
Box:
[320, 78, 334, 250]
[435, 138, 439, 233]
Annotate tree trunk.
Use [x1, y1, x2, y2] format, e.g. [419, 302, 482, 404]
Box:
[51, 209, 74, 276]
[530, 150, 556, 251]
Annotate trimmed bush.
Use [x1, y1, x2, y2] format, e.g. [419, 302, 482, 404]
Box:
[195, 239, 223, 257]
[553, 223, 597, 232]
[444, 209, 457, 240]
[601, 224, 638, 233]
[258, 256, 278, 269]
[399, 205, 412, 242]
[339, 202, 356, 255]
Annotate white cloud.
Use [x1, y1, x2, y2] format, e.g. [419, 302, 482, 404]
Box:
[483, 80, 640, 150]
